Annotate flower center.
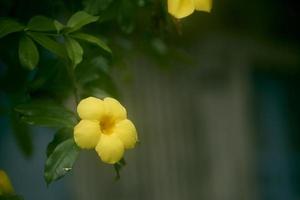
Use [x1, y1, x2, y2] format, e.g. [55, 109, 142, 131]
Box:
[100, 117, 115, 135]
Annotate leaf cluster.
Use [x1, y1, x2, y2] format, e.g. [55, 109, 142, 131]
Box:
[0, 10, 117, 185]
[0, 11, 111, 70]
[0, 0, 184, 189]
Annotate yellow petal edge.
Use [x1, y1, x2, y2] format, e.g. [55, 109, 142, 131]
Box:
[0, 170, 14, 195]
[114, 119, 138, 149]
[168, 0, 212, 19]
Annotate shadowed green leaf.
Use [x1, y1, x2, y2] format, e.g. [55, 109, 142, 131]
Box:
[0, 18, 24, 38]
[71, 32, 111, 53]
[18, 35, 39, 70]
[27, 32, 67, 58]
[44, 139, 80, 185]
[11, 112, 33, 157]
[15, 101, 77, 128]
[83, 0, 113, 15]
[46, 128, 73, 157]
[75, 56, 119, 98]
[65, 36, 83, 67]
[66, 11, 99, 32]
[28, 60, 73, 100]
[27, 16, 56, 32]
[0, 195, 24, 200]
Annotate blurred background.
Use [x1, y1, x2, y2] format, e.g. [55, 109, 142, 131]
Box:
[1, 0, 300, 200]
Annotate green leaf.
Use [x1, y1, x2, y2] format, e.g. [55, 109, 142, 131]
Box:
[65, 36, 83, 67]
[71, 32, 111, 53]
[27, 32, 67, 58]
[0, 18, 24, 38]
[27, 16, 56, 32]
[46, 128, 73, 157]
[66, 11, 99, 32]
[15, 100, 77, 128]
[44, 139, 80, 185]
[18, 35, 39, 70]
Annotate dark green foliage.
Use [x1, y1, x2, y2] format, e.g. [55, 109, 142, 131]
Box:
[75, 56, 119, 98]
[15, 100, 77, 128]
[82, 0, 114, 15]
[27, 16, 57, 32]
[0, 19, 24, 38]
[0, 195, 24, 200]
[11, 112, 33, 157]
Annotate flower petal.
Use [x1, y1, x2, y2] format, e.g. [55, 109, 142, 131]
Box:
[95, 134, 124, 164]
[77, 97, 105, 120]
[114, 119, 138, 149]
[168, 0, 195, 19]
[194, 0, 212, 12]
[103, 97, 127, 122]
[74, 120, 101, 149]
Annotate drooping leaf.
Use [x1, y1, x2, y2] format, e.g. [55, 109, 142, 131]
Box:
[44, 139, 80, 185]
[27, 32, 67, 58]
[15, 100, 77, 128]
[65, 36, 83, 67]
[27, 16, 56, 32]
[71, 32, 111, 53]
[0, 19, 24, 38]
[46, 128, 73, 157]
[18, 35, 39, 70]
[66, 11, 99, 32]
[11, 112, 33, 157]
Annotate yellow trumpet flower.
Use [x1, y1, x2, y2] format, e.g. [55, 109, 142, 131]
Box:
[74, 97, 138, 164]
[168, 0, 212, 19]
[0, 170, 15, 195]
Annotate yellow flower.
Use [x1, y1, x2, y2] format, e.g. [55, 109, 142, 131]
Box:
[0, 170, 15, 195]
[74, 97, 138, 164]
[168, 0, 212, 19]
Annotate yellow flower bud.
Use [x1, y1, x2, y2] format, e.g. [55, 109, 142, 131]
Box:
[74, 97, 138, 164]
[0, 170, 14, 195]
